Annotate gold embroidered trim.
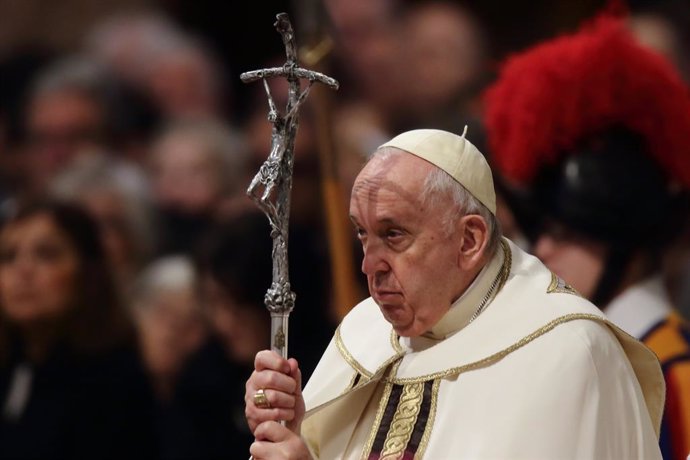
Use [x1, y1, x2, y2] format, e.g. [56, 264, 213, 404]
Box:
[371, 353, 405, 380]
[467, 240, 512, 325]
[378, 382, 425, 459]
[390, 330, 403, 353]
[497, 239, 512, 291]
[386, 313, 607, 384]
[361, 361, 401, 460]
[415, 379, 440, 460]
[341, 371, 360, 396]
[335, 324, 374, 379]
[547, 272, 580, 296]
[303, 353, 405, 418]
[336, 317, 406, 380]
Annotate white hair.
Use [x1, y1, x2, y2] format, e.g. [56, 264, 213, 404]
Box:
[130, 255, 197, 310]
[32, 56, 109, 98]
[422, 166, 501, 256]
[372, 147, 502, 256]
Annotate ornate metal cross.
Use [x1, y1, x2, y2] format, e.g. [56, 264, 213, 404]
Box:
[241, 13, 339, 360]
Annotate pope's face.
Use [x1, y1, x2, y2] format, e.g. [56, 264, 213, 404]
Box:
[349, 151, 466, 337]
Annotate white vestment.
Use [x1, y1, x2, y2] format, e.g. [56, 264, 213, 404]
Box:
[302, 239, 664, 459]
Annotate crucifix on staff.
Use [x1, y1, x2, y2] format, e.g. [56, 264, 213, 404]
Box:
[241, 12, 339, 361]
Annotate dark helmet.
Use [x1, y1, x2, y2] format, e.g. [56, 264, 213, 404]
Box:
[529, 128, 684, 249]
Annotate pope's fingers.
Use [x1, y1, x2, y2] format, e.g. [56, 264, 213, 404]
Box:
[250, 422, 312, 460]
[254, 420, 293, 442]
[247, 369, 298, 395]
[255, 350, 291, 374]
[250, 388, 297, 410]
[244, 385, 297, 427]
[288, 359, 302, 394]
[282, 358, 306, 435]
[246, 406, 296, 429]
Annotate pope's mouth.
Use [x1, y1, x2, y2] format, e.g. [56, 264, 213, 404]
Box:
[373, 290, 402, 304]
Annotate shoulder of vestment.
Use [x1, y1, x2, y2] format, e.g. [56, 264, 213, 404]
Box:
[311, 239, 664, 436]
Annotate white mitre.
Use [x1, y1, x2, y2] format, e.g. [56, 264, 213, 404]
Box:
[378, 127, 496, 215]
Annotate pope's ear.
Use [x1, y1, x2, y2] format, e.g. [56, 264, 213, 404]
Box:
[456, 214, 489, 269]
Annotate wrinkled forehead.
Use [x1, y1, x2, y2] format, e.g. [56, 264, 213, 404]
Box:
[350, 151, 432, 212]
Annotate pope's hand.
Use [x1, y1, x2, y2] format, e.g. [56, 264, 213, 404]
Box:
[250, 421, 312, 460]
[245, 350, 306, 435]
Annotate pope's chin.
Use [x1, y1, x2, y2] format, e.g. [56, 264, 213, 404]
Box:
[375, 300, 416, 337]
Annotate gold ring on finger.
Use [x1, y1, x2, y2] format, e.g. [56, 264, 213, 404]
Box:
[253, 388, 271, 409]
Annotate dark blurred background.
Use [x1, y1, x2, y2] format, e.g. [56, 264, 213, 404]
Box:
[0, 0, 688, 458]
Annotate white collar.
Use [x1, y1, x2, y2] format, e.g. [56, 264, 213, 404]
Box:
[604, 276, 672, 339]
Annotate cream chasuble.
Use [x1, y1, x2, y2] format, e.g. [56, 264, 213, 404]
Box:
[301, 239, 664, 459]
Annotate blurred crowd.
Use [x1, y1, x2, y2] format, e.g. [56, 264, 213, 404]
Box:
[0, 0, 688, 458]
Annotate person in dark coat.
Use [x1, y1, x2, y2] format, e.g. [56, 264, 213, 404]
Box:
[0, 200, 158, 459]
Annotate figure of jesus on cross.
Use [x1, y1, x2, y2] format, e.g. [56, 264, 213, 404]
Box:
[241, 13, 338, 361]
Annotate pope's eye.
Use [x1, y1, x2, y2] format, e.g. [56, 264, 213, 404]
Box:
[385, 229, 405, 241]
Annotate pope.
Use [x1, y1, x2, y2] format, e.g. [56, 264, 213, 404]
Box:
[244, 128, 664, 459]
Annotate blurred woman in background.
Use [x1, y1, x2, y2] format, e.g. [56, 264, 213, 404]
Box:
[0, 200, 157, 459]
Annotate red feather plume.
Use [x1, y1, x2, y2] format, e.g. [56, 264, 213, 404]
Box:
[484, 15, 690, 188]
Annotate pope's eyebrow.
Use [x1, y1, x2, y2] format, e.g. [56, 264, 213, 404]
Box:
[377, 217, 405, 228]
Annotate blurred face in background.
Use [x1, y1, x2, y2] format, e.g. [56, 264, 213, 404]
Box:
[26, 90, 104, 190]
[202, 276, 268, 365]
[403, 3, 485, 112]
[146, 47, 219, 119]
[533, 223, 607, 300]
[0, 213, 79, 325]
[326, 0, 405, 114]
[136, 287, 206, 382]
[151, 133, 222, 215]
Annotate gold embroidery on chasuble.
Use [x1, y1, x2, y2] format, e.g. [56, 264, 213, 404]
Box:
[547, 272, 581, 296]
[360, 368, 441, 460]
[336, 325, 374, 380]
[379, 382, 425, 458]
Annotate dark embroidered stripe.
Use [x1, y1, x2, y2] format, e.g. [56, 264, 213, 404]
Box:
[406, 380, 434, 454]
[371, 384, 403, 456]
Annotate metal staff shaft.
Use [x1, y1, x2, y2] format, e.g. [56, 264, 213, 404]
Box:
[271, 314, 289, 358]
